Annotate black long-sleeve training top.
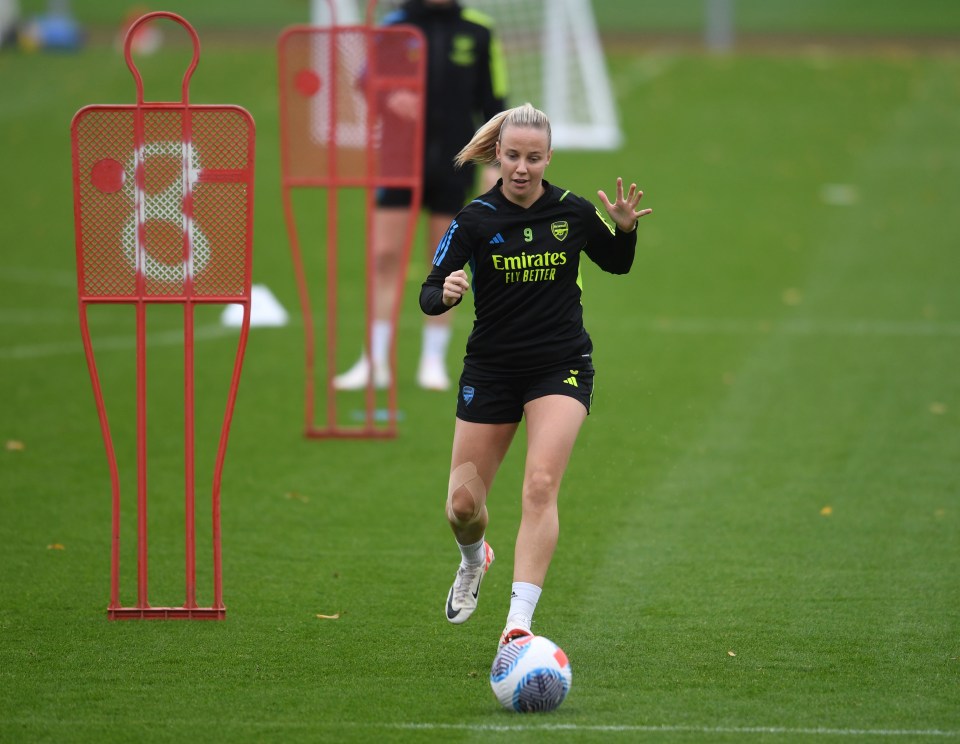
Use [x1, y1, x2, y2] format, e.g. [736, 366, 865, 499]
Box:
[420, 180, 638, 375]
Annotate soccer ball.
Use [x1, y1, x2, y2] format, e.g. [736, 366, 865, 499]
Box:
[490, 635, 572, 712]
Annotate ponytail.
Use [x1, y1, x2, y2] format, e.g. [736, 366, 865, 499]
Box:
[454, 102, 552, 169]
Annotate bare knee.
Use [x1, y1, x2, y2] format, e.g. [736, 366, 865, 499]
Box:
[522, 469, 559, 513]
[373, 249, 401, 278]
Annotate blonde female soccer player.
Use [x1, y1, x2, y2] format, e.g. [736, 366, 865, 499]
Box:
[419, 103, 652, 645]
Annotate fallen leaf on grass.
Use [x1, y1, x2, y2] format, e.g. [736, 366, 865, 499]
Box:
[820, 506, 833, 516]
[285, 491, 309, 503]
[47, 543, 65, 550]
[781, 288, 803, 306]
[315, 613, 340, 620]
[929, 402, 947, 415]
[6, 440, 25, 451]
[727, 650, 736, 657]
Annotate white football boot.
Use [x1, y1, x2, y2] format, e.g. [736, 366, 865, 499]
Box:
[445, 541, 494, 624]
[498, 614, 533, 648]
[332, 353, 390, 390]
[416, 355, 450, 391]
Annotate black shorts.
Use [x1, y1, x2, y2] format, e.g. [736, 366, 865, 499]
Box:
[455, 363, 596, 424]
[377, 162, 476, 214]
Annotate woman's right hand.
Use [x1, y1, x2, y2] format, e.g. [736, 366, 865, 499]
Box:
[442, 269, 470, 307]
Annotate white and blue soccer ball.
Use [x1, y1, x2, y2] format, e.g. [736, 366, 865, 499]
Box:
[490, 635, 572, 712]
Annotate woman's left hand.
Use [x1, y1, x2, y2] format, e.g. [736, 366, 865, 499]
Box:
[598, 178, 652, 232]
[385, 88, 420, 120]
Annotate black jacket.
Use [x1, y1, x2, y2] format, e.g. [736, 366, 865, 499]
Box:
[385, 1, 507, 176]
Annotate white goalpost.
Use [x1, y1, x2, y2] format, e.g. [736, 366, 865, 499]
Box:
[471, 0, 623, 150]
[310, 0, 624, 150]
[310, 0, 362, 25]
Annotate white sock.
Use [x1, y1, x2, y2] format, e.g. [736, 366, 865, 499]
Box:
[370, 320, 392, 367]
[457, 537, 486, 567]
[421, 323, 452, 362]
[508, 582, 541, 625]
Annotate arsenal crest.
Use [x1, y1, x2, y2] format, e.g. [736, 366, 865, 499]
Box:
[551, 221, 569, 241]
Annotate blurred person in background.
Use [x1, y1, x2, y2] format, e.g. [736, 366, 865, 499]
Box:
[334, 0, 507, 392]
[0, 0, 20, 49]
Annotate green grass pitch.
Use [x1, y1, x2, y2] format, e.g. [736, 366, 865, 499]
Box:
[1, 5, 959, 742]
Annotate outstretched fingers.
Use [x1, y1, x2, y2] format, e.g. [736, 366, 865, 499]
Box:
[599, 177, 653, 231]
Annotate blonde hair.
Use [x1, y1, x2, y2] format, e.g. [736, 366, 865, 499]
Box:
[454, 102, 552, 169]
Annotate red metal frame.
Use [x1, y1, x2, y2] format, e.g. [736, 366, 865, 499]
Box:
[278, 0, 426, 438]
[71, 12, 256, 619]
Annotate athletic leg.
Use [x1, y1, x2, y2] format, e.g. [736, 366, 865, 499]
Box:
[334, 207, 411, 389]
[500, 395, 586, 641]
[444, 417, 518, 623]
[516, 395, 586, 583]
[447, 417, 518, 543]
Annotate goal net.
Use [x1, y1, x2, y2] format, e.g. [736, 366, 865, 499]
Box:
[311, 0, 623, 150]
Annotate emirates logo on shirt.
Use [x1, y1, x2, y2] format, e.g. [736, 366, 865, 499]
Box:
[491, 250, 567, 285]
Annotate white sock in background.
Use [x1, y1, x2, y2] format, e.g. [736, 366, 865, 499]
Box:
[370, 320, 392, 367]
[421, 323, 452, 363]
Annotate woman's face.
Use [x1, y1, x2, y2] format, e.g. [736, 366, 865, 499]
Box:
[496, 125, 552, 208]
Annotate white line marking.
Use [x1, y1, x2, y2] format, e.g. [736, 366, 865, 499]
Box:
[2, 267, 76, 288]
[820, 183, 860, 206]
[378, 722, 959, 737]
[3, 315, 956, 361]
[1, 718, 954, 737]
[0, 309, 78, 325]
